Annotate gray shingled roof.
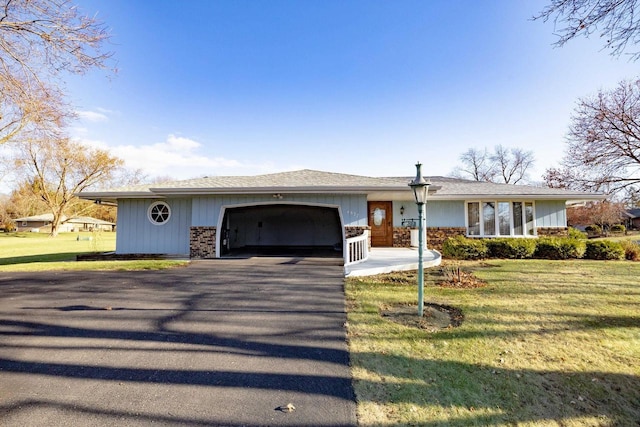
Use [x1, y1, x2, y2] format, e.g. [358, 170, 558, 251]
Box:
[152, 169, 400, 190]
[626, 208, 640, 219]
[417, 176, 600, 198]
[78, 169, 603, 201]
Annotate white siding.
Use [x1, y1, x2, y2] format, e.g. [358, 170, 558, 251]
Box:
[535, 200, 567, 228]
[427, 201, 466, 227]
[116, 198, 192, 255]
[396, 201, 465, 227]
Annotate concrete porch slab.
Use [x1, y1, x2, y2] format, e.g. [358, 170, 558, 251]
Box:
[345, 247, 442, 277]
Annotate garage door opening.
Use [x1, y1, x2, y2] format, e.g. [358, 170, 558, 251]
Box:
[219, 204, 344, 258]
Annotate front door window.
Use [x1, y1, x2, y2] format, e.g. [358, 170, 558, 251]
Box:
[372, 208, 385, 226]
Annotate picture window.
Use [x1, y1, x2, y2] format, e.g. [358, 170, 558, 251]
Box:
[466, 201, 535, 237]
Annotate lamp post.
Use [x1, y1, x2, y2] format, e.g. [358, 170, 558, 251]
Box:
[408, 162, 431, 317]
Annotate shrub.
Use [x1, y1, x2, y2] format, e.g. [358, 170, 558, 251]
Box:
[610, 224, 626, 234]
[585, 224, 602, 236]
[442, 236, 488, 260]
[486, 238, 537, 259]
[621, 240, 640, 261]
[568, 227, 587, 240]
[534, 237, 586, 260]
[585, 240, 625, 260]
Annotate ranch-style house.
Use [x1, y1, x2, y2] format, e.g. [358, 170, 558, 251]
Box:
[78, 169, 604, 266]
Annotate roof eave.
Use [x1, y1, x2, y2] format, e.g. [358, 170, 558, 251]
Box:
[429, 194, 606, 201]
[78, 191, 158, 199]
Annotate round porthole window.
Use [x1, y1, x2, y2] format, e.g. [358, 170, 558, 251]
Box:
[148, 201, 171, 225]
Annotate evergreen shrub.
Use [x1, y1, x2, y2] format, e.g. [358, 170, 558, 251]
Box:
[442, 236, 488, 260]
[585, 224, 602, 236]
[568, 227, 587, 240]
[585, 240, 625, 260]
[486, 238, 537, 259]
[610, 224, 626, 234]
[534, 237, 586, 260]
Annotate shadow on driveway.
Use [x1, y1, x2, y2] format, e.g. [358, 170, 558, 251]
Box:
[0, 258, 356, 426]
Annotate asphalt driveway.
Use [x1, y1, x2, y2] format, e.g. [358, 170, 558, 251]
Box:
[0, 258, 356, 426]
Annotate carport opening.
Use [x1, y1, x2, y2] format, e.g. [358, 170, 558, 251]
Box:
[220, 204, 343, 258]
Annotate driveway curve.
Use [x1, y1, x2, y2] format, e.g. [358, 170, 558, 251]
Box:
[0, 258, 356, 426]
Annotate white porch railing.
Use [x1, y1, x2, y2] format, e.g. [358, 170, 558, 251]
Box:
[344, 230, 369, 266]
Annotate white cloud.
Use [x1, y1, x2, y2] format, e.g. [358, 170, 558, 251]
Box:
[73, 134, 275, 180]
[77, 110, 109, 122]
[96, 107, 117, 115]
[164, 134, 202, 151]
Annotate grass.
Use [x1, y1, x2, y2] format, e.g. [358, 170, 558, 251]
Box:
[593, 233, 640, 242]
[0, 232, 187, 271]
[346, 260, 640, 426]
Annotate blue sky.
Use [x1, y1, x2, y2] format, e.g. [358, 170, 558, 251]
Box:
[56, 1, 639, 182]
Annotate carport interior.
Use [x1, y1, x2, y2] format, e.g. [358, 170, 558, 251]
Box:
[220, 204, 344, 257]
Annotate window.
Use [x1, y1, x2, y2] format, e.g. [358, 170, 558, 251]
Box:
[525, 202, 534, 236]
[513, 202, 523, 235]
[467, 202, 480, 236]
[498, 202, 510, 235]
[483, 202, 496, 236]
[466, 201, 535, 237]
[148, 201, 171, 225]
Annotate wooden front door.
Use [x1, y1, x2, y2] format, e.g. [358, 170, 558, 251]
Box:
[368, 201, 393, 247]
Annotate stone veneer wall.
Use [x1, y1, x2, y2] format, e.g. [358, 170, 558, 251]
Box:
[427, 227, 467, 252]
[536, 227, 569, 237]
[393, 227, 411, 248]
[391, 226, 467, 251]
[190, 226, 217, 259]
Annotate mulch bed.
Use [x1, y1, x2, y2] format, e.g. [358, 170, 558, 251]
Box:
[380, 302, 465, 331]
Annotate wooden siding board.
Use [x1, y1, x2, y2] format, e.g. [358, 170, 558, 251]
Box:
[116, 198, 191, 255]
[426, 201, 466, 227]
[535, 200, 566, 227]
[397, 201, 465, 227]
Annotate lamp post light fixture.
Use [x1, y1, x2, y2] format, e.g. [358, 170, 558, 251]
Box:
[408, 162, 431, 317]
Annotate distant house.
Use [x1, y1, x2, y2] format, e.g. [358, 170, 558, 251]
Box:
[624, 208, 640, 230]
[78, 169, 604, 265]
[14, 214, 115, 233]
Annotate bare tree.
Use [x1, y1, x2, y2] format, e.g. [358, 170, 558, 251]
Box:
[455, 148, 496, 182]
[534, 0, 640, 60]
[13, 137, 123, 236]
[548, 78, 640, 197]
[0, 0, 112, 144]
[492, 145, 535, 184]
[453, 146, 535, 184]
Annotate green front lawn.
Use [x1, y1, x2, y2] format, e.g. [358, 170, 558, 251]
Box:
[347, 260, 640, 426]
[0, 232, 187, 271]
